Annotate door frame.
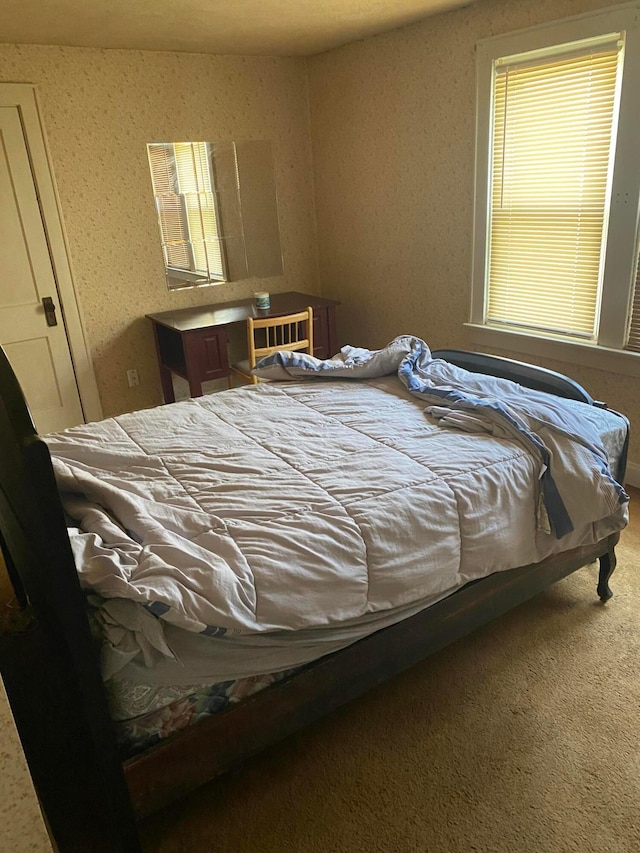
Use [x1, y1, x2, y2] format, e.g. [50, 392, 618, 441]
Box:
[0, 83, 102, 424]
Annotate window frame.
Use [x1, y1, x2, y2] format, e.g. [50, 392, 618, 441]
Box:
[469, 2, 640, 376]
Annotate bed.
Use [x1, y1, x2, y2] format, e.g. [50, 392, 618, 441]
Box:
[0, 338, 629, 853]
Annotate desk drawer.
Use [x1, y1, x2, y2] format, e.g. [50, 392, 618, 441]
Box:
[184, 327, 229, 382]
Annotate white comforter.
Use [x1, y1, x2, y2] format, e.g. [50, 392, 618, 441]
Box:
[47, 348, 627, 679]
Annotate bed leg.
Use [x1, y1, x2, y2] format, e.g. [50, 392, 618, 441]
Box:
[597, 548, 616, 602]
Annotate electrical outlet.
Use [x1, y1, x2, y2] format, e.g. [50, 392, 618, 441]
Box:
[127, 369, 140, 388]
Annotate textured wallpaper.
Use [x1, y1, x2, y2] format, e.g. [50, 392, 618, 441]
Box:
[307, 0, 640, 466]
[0, 44, 319, 416]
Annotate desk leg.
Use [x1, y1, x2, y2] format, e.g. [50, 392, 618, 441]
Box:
[188, 376, 203, 397]
[152, 323, 176, 404]
[159, 365, 176, 404]
[184, 335, 204, 398]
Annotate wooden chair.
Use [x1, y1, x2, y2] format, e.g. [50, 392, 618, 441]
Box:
[231, 306, 314, 385]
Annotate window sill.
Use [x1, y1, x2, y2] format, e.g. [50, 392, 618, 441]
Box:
[167, 277, 226, 292]
[464, 323, 640, 380]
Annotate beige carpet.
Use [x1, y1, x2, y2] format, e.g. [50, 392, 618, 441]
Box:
[140, 489, 640, 853]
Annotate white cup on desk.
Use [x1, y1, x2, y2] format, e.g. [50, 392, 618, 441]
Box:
[254, 291, 270, 310]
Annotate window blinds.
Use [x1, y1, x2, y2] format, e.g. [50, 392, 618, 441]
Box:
[486, 40, 622, 339]
[626, 250, 640, 351]
[147, 144, 191, 270]
[148, 142, 226, 283]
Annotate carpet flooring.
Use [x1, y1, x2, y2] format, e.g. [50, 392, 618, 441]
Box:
[140, 488, 640, 853]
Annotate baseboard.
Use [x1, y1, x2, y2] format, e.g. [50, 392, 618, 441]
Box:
[625, 461, 640, 489]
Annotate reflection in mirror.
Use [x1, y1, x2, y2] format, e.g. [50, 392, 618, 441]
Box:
[146, 140, 283, 290]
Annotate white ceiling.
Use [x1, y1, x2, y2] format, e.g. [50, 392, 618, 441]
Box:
[0, 0, 477, 57]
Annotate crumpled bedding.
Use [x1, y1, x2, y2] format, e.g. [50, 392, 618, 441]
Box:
[46, 338, 628, 680]
[255, 336, 627, 538]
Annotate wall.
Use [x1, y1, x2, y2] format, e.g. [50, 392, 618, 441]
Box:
[0, 44, 319, 416]
[307, 0, 640, 466]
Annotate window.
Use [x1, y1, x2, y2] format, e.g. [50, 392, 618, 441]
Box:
[471, 4, 640, 368]
[147, 142, 228, 289]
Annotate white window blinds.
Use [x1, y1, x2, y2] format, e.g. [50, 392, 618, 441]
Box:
[147, 142, 226, 286]
[486, 38, 623, 339]
[626, 248, 640, 351]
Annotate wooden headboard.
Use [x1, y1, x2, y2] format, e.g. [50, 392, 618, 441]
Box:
[431, 348, 629, 483]
[431, 349, 594, 402]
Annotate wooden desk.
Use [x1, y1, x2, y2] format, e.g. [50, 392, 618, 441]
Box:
[147, 291, 340, 403]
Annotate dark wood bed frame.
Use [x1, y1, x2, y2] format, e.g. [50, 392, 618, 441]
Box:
[0, 346, 629, 852]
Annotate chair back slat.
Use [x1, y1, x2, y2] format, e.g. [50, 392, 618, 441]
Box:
[242, 307, 314, 384]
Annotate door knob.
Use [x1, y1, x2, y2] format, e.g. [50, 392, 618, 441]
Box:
[42, 296, 58, 327]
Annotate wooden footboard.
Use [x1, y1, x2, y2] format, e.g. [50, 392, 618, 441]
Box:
[125, 533, 618, 818]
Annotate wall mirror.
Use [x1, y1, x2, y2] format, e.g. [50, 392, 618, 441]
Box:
[147, 140, 283, 290]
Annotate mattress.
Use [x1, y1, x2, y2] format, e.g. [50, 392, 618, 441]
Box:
[108, 668, 296, 757]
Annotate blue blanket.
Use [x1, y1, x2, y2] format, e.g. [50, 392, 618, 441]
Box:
[254, 337, 628, 538]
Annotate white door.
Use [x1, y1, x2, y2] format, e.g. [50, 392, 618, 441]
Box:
[0, 106, 84, 434]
